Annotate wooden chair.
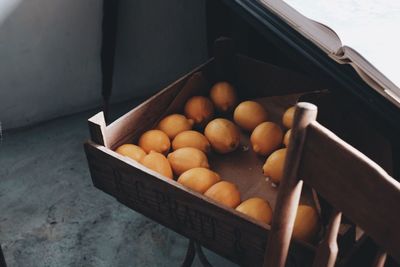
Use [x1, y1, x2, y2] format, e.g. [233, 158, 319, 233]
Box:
[264, 102, 400, 267]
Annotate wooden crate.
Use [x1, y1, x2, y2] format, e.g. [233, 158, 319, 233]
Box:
[84, 43, 391, 265]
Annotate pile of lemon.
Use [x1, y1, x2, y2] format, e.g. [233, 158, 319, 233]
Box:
[115, 81, 319, 243]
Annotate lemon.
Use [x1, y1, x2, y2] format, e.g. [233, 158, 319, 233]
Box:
[167, 147, 209, 176]
[282, 106, 296, 129]
[209, 81, 237, 112]
[115, 144, 146, 162]
[140, 151, 173, 179]
[184, 96, 214, 126]
[263, 148, 287, 184]
[233, 101, 268, 131]
[172, 130, 211, 153]
[138, 130, 170, 154]
[250, 122, 283, 156]
[236, 197, 273, 224]
[157, 114, 194, 139]
[204, 181, 241, 208]
[177, 167, 221, 193]
[293, 205, 320, 242]
[204, 118, 240, 154]
[283, 129, 291, 147]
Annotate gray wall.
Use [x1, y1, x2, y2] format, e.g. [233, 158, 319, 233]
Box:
[0, 0, 103, 130]
[111, 0, 207, 102]
[0, 0, 207, 130]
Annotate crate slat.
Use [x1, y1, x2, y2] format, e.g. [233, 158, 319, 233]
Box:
[84, 142, 314, 266]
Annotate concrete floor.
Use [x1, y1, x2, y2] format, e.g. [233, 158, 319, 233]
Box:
[0, 101, 236, 267]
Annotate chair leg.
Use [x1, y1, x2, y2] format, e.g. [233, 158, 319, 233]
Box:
[180, 239, 213, 267]
[0, 245, 6, 267]
[195, 242, 213, 267]
[181, 239, 196, 267]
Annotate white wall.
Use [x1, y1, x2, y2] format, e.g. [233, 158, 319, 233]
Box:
[0, 0, 103, 130]
[0, 0, 207, 130]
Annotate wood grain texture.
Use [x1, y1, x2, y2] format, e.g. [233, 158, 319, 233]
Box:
[89, 54, 324, 151]
[299, 121, 400, 263]
[84, 142, 314, 267]
[84, 54, 376, 266]
[106, 59, 214, 149]
[85, 65, 321, 265]
[264, 102, 318, 267]
[312, 210, 342, 267]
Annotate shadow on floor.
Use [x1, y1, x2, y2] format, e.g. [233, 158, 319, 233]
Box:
[0, 100, 236, 267]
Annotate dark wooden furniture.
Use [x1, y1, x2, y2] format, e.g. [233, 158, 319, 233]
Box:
[85, 48, 323, 266]
[85, 32, 400, 264]
[265, 103, 400, 267]
[100, 0, 119, 123]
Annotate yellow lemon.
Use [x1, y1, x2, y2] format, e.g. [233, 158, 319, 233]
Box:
[184, 96, 214, 126]
[236, 197, 273, 224]
[177, 167, 221, 193]
[282, 106, 296, 129]
[140, 151, 173, 179]
[172, 130, 211, 153]
[204, 181, 241, 208]
[138, 130, 170, 154]
[204, 118, 240, 154]
[293, 205, 320, 242]
[263, 148, 287, 184]
[157, 114, 194, 139]
[115, 144, 146, 162]
[167, 147, 209, 176]
[233, 101, 268, 131]
[250, 122, 283, 156]
[209, 81, 237, 112]
[283, 129, 291, 147]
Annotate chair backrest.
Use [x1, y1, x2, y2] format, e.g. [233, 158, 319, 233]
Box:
[263, 102, 400, 267]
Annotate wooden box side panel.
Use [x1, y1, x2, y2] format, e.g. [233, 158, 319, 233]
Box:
[105, 60, 214, 149]
[88, 55, 326, 149]
[299, 121, 400, 262]
[84, 142, 313, 266]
